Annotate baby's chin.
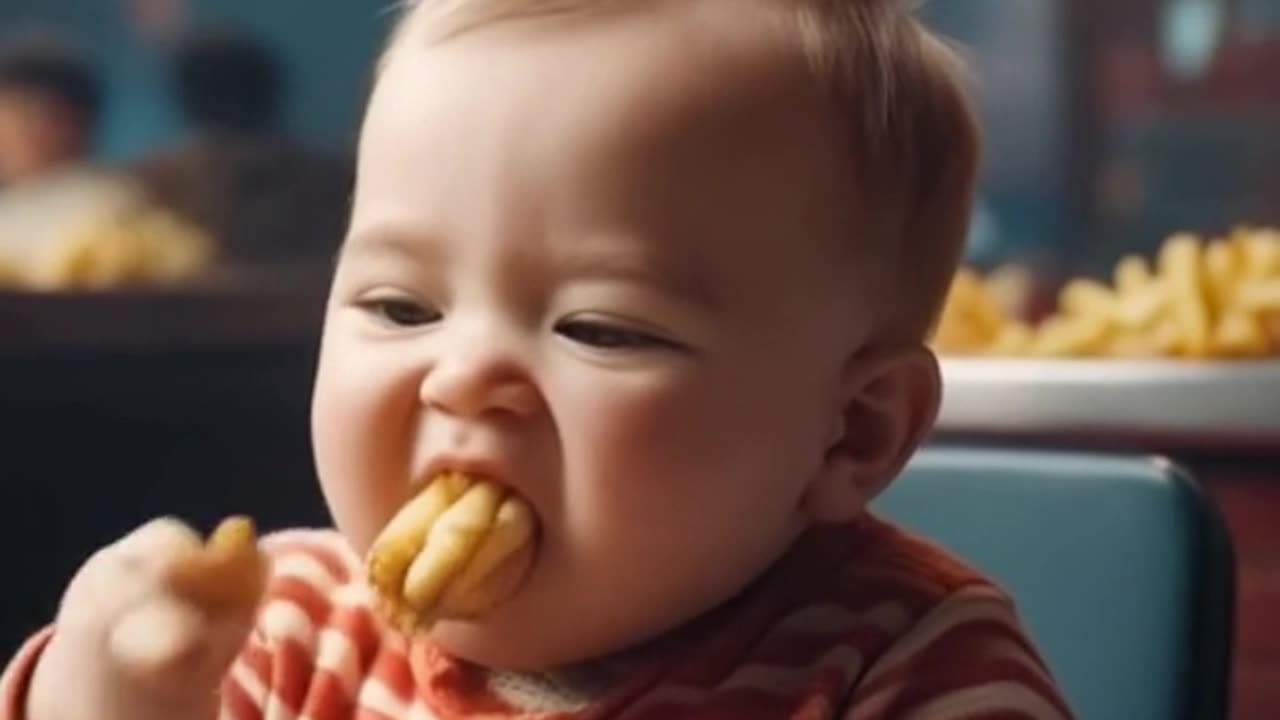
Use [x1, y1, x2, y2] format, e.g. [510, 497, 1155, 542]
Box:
[425, 589, 682, 672]
[426, 582, 732, 676]
[418, 553, 765, 671]
[428, 613, 618, 671]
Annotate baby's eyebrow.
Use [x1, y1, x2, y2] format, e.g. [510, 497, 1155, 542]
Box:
[337, 227, 447, 267]
[556, 247, 717, 310]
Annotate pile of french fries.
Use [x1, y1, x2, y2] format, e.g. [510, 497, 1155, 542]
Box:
[935, 226, 1280, 359]
[27, 206, 215, 290]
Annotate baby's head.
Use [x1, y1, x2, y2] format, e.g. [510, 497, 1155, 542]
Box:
[313, 0, 978, 669]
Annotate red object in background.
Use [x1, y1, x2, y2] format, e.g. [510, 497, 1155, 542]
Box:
[1098, 46, 1164, 122]
[1063, 0, 1280, 274]
[1204, 38, 1280, 105]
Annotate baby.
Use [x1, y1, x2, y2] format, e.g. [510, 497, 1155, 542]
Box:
[2, 0, 1073, 718]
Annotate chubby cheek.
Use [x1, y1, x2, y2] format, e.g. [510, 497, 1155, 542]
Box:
[311, 328, 420, 555]
[555, 371, 805, 617]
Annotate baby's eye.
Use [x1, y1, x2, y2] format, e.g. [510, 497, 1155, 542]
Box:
[555, 320, 676, 350]
[359, 298, 441, 328]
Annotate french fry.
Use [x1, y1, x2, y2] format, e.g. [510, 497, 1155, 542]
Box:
[952, 268, 1005, 334]
[1059, 279, 1117, 320]
[1114, 255, 1153, 295]
[1030, 314, 1110, 357]
[984, 264, 1034, 318]
[1112, 283, 1167, 330]
[17, 206, 213, 290]
[1237, 280, 1280, 314]
[166, 516, 266, 614]
[988, 322, 1034, 355]
[366, 473, 538, 633]
[402, 481, 504, 613]
[932, 268, 1007, 354]
[1203, 238, 1241, 315]
[1157, 233, 1212, 357]
[437, 498, 537, 618]
[1105, 332, 1171, 358]
[366, 473, 472, 612]
[1211, 310, 1270, 357]
[1237, 227, 1280, 280]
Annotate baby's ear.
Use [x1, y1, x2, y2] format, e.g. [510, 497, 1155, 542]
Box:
[801, 344, 941, 525]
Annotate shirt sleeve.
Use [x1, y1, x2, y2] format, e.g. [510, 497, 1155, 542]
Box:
[0, 628, 54, 720]
[839, 584, 1074, 720]
[217, 529, 378, 720]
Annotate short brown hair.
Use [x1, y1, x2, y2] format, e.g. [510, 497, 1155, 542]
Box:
[381, 0, 980, 342]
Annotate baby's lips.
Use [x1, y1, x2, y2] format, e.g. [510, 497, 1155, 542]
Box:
[166, 516, 267, 614]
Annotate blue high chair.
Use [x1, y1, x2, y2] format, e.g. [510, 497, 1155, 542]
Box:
[875, 446, 1234, 720]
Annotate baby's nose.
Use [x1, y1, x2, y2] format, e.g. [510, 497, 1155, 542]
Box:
[418, 338, 541, 420]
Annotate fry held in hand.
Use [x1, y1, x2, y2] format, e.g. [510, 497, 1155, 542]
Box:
[166, 516, 267, 614]
[366, 472, 538, 632]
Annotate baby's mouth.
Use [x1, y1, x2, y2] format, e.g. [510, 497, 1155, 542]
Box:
[365, 472, 539, 633]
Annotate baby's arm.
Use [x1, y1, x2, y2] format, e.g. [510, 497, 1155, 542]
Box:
[839, 585, 1074, 720]
[1, 518, 265, 720]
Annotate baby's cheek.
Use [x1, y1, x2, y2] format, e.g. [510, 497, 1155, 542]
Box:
[312, 341, 421, 553]
[576, 378, 722, 477]
[563, 380, 745, 547]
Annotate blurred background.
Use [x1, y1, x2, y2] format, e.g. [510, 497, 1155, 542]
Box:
[929, 0, 1280, 281]
[0, 1, 1277, 718]
[0, 0, 1274, 281]
[0, 0, 381, 162]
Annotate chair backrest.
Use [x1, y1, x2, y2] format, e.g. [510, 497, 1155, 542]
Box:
[874, 446, 1234, 720]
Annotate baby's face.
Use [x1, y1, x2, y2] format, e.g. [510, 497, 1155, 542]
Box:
[313, 6, 870, 669]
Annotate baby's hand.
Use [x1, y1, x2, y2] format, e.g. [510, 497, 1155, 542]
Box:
[25, 517, 267, 720]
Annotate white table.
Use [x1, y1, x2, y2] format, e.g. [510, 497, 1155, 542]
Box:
[939, 358, 1280, 442]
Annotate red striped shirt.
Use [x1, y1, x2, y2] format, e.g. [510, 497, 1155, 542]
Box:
[1, 516, 1072, 719]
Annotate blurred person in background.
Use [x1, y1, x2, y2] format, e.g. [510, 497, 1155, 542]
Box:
[133, 25, 352, 268]
[0, 33, 102, 189]
[0, 31, 152, 290]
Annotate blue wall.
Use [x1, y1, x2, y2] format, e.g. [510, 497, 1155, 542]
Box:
[0, 0, 391, 160]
